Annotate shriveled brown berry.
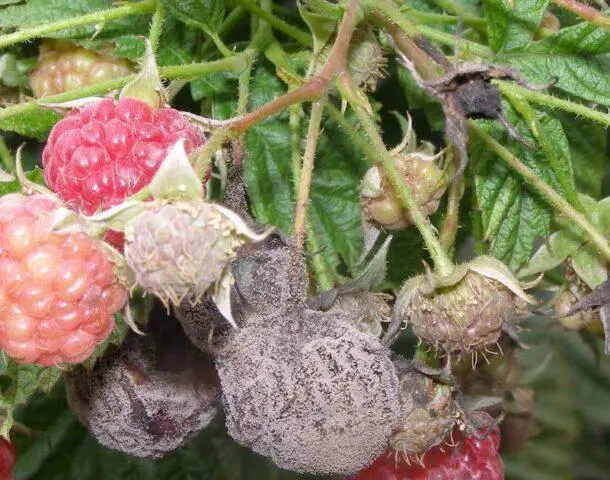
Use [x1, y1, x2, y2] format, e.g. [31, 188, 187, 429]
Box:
[390, 357, 457, 457]
[216, 309, 400, 475]
[65, 308, 221, 458]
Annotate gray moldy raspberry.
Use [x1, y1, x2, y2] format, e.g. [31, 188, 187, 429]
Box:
[65, 308, 221, 458]
[174, 297, 232, 354]
[390, 357, 457, 457]
[230, 231, 305, 321]
[216, 308, 400, 475]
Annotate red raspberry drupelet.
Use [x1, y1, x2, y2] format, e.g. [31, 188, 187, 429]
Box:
[42, 97, 205, 216]
[0, 194, 127, 366]
[0, 438, 15, 480]
[351, 413, 504, 480]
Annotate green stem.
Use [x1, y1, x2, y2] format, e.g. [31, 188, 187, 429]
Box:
[439, 173, 463, 252]
[0, 0, 157, 50]
[504, 89, 585, 214]
[294, 100, 325, 249]
[470, 122, 610, 263]
[148, 1, 165, 52]
[398, 7, 487, 28]
[0, 137, 13, 172]
[497, 81, 610, 128]
[0, 55, 249, 123]
[336, 76, 454, 277]
[552, 0, 610, 30]
[417, 24, 491, 56]
[363, 0, 491, 57]
[233, 0, 313, 47]
[289, 105, 302, 194]
[209, 33, 235, 58]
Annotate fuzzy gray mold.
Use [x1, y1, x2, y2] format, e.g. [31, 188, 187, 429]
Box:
[66, 312, 221, 458]
[216, 309, 400, 475]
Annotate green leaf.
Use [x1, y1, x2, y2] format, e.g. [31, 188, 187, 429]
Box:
[297, 0, 337, 53]
[558, 114, 606, 197]
[517, 231, 582, 278]
[534, 21, 610, 55]
[571, 242, 607, 289]
[163, 0, 225, 36]
[499, 52, 610, 106]
[0, 107, 60, 141]
[0, 361, 62, 437]
[472, 106, 557, 270]
[244, 67, 367, 270]
[0, 0, 152, 40]
[482, 0, 550, 52]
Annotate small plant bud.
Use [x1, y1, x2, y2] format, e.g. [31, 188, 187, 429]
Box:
[361, 136, 447, 231]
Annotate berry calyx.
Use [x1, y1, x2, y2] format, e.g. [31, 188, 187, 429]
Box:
[42, 97, 206, 246]
[0, 438, 15, 480]
[0, 193, 127, 366]
[30, 40, 134, 97]
[351, 412, 504, 480]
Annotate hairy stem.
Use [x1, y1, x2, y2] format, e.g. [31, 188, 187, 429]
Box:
[470, 122, 610, 263]
[337, 75, 454, 277]
[233, 0, 313, 47]
[0, 55, 249, 123]
[365, 0, 491, 57]
[294, 101, 326, 249]
[192, 0, 361, 172]
[148, 1, 165, 52]
[497, 81, 610, 128]
[0, 0, 156, 50]
[439, 173, 463, 252]
[552, 0, 610, 29]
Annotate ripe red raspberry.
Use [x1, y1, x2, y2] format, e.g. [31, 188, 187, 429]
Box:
[0, 193, 127, 366]
[350, 413, 503, 480]
[30, 40, 134, 98]
[42, 97, 205, 219]
[0, 438, 15, 480]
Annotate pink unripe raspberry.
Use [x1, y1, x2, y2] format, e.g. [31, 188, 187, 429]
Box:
[30, 40, 134, 98]
[0, 193, 127, 366]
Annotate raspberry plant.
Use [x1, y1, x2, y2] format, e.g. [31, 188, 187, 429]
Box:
[1, 0, 610, 479]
